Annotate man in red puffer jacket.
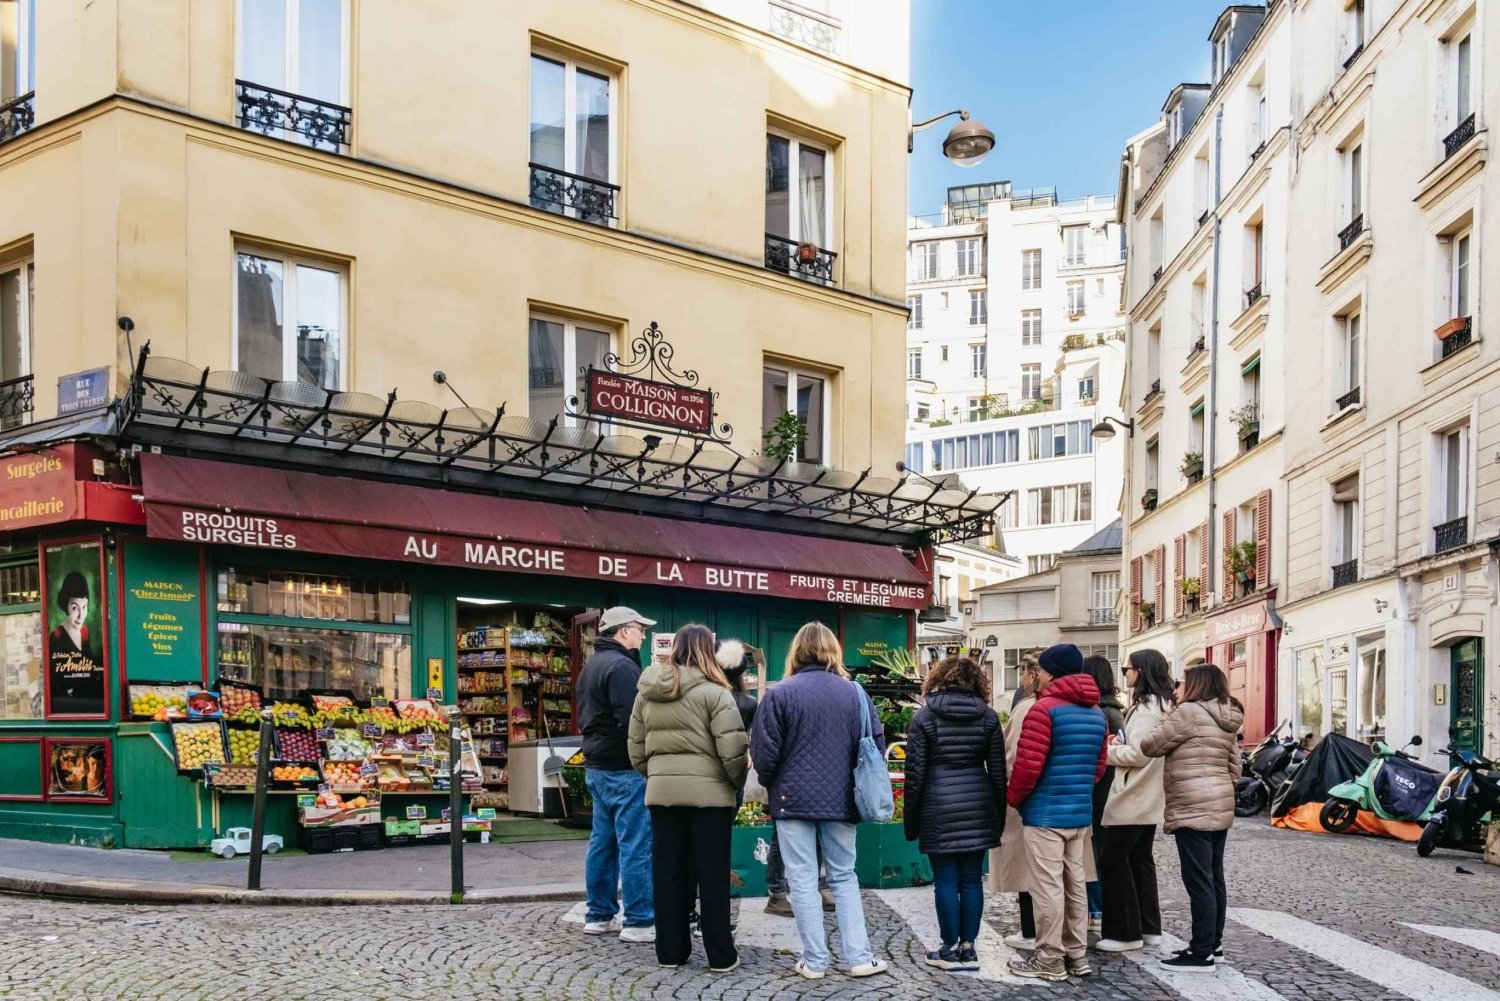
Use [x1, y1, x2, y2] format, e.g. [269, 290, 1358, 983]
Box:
[1004, 644, 1108, 982]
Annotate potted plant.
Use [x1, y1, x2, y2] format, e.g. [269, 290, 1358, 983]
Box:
[1229, 541, 1258, 592]
[761, 411, 806, 463]
[1180, 451, 1204, 481]
[1181, 576, 1201, 612]
[1141, 488, 1158, 511]
[1435, 316, 1470, 341]
[1135, 600, 1156, 629]
[796, 241, 820, 263]
[1230, 404, 1260, 442]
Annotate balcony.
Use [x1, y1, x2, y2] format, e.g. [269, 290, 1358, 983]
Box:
[765, 233, 837, 286]
[1197, 209, 1211, 230]
[767, 0, 840, 55]
[908, 265, 985, 285]
[1338, 214, 1365, 251]
[1331, 559, 1358, 589]
[235, 80, 351, 152]
[0, 92, 34, 146]
[1151, 265, 1164, 285]
[1342, 42, 1364, 72]
[1335, 385, 1361, 411]
[1249, 138, 1268, 163]
[1188, 335, 1206, 359]
[530, 163, 620, 226]
[1440, 316, 1474, 359]
[1444, 114, 1477, 160]
[1089, 608, 1119, 627]
[1244, 283, 1263, 310]
[0, 374, 34, 430]
[1435, 516, 1469, 553]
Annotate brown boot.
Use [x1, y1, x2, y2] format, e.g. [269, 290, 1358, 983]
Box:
[820, 887, 837, 912]
[763, 893, 795, 917]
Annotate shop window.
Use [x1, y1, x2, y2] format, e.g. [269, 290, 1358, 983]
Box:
[0, 559, 40, 720]
[1357, 638, 1386, 743]
[235, 249, 346, 390]
[528, 315, 611, 426]
[762, 363, 829, 464]
[217, 568, 410, 623]
[1295, 647, 1324, 737]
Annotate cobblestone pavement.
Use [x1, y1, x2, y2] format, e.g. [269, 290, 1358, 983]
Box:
[2, 818, 1499, 1000]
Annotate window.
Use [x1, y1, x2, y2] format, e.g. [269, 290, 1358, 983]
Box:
[1066, 281, 1085, 315]
[1347, 0, 1367, 58]
[1027, 483, 1092, 525]
[1064, 226, 1087, 267]
[531, 54, 616, 223]
[1145, 437, 1160, 493]
[979, 589, 1055, 622]
[940, 345, 949, 363]
[1021, 249, 1042, 289]
[1, 0, 34, 106]
[0, 257, 32, 394]
[1021, 309, 1042, 346]
[1248, 221, 1264, 290]
[915, 404, 930, 422]
[1213, 32, 1230, 82]
[1021, 363, 1042, 401]
[913, 243, 939, 280]
[1450, 230, 1472, 320]
[237, 0, 348, 145]
[1029, 420, 1095, 459]
[528, 316, 611, 425]
[1146, 323, 1162, 385]
[0, 559, 40, 720]
[1252, 82, 1268, 147]
[969, 290, 987, 326]
[907, 348, 923, 380]
[763, 364, 828, 464]
[766, 133, 830, 263]
[1333, 473, 1359, 567]
[956, 238, 981, 277]
[1441, 426, 1468, 524]
[1026, 555, 1057, 575]
[1455, 34, 1474, 126]
[1077, 376, 1095, 402]
[1357, 639, 1386, 743]
[1091, 572, 1120, 622]
[1336, 311, 1361, 405]
[1347, 144, 1364, 223]
[970, 342, 987, 378]
[235, 249, 345, 389]
[929, 429, 1019, 471]
[907, 295, 923, 329]
[1149, 211, 1164, 271]
[1189, 400, 1205, 455]
[966, 397, 987, 423]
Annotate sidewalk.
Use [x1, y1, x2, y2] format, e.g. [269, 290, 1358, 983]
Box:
[0, 832, 589, 906]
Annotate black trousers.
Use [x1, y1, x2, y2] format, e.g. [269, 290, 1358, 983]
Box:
[1098, 824, 1161, 943]
[650, 805, 736, 969]
[1018, 892, 1035, 938]
[1173, 828, 1227, 959]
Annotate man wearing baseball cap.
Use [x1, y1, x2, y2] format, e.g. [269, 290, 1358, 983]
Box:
[577, 606, 658, 942]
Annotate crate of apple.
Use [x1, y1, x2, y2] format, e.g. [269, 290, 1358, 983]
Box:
[275, 727, 319, 760]
[220, 682, 262, 716]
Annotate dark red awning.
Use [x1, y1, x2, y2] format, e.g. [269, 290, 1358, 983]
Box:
[140, 454, 930, 610]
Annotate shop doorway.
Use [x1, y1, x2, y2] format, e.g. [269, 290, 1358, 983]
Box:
[1450, 637, 1484, 756]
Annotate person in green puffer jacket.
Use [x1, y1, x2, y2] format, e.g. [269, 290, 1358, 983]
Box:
[628, 623, 749, 973]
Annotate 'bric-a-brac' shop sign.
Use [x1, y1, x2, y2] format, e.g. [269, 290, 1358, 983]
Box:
[586, 370, 712, 435]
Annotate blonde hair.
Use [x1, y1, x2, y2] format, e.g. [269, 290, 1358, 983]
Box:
[784, 621, 848, 678]
[669, 623, 733, 692]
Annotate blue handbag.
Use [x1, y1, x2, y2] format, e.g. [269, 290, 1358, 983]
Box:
[852, 682, 895, 824]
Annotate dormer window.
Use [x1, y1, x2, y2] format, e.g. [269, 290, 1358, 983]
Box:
[1213, 33, 1230, 83]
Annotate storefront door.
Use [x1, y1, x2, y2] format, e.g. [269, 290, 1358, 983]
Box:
[1451, 637, 1484, 756]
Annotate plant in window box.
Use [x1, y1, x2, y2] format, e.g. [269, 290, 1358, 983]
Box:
[1061, 333, 1089, 352]
[1141, 488, 1158, 511]
[1435, 316, 1471, 341]
[1135, 600, 1156, 629]
[761, 411, 806, 463]
[1229, 541, 1258, 591]
[927, 418, 952, 427]
[1180, 451, 1203, 481]
[796, 242, 820, 263]
[1181, 577, 1201, 612]
[1230, 404, 1260, 442]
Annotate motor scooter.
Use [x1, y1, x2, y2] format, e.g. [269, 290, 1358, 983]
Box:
[1319, 735, 1441, 833]
[1417, 744, 1500, 857]
[1234, 719, 1309, 817]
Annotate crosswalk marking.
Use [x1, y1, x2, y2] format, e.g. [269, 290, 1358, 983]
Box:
[873, 887, 1026, 983]
[1231, 909, 1500, 1001]
[1126, 931, 1288, 1001]
[1405, 923, 1500, 960]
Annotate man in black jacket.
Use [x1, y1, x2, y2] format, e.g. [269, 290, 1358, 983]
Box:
[577, 606, 656, 942]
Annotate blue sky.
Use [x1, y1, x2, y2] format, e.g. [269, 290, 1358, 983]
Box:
[909, 0, 1219, 214]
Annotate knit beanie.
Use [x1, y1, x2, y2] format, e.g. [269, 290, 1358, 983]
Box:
[1038, 643, 1084, 679]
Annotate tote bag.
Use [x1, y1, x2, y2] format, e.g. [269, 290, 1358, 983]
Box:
[852, 682, 895, 824]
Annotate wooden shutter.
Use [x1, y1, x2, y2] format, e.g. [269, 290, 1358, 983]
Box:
[1154, 544, 1166, 621]
[1256, 489, 1272, 590]
[1222, 508, 1237, 597]
[1130, 556, 1143, 633]
[1173, 534, 1187, 618]
[1199, 519, 1210, 600]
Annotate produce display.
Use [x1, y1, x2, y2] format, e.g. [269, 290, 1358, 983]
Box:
[276, 727, 319, 760]
[206, 764, 258, 788]
[364, 705, 398, 725]
[269, 701, 308, 719]
[271, 764, 320, 784]
[186, 689, 223, 719]
[130, 684, 190, 720]
[325, 730, 373, 760]
[321, 760, 371, 790]
[314, 791, 372, 809]
[310, 693, 356, 713]
[172, 722, 227, 771]
[220, 683, 262, 716]
[395, 699, 444, 723]
[227, 727, 260, 764]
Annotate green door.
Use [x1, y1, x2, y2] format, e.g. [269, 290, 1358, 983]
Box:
[1451, 638, 1484, 755]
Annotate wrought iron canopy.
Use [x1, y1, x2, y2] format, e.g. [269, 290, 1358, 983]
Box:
[122, 347, 1002, 547]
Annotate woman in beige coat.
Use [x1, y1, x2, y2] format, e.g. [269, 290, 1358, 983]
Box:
[1141, 663, 1243, 973]
[991, 655, 1038, 948]
[1094, 649, 1175, 953]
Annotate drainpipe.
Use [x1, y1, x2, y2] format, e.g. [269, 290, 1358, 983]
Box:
[1206, 107, 1225, 626]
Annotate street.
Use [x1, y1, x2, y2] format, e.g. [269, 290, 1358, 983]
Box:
[2, 820, 1497, 1000]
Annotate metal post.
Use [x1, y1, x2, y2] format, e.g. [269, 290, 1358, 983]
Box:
[247, 710, 274, 892]
[449, 710, 464, 900]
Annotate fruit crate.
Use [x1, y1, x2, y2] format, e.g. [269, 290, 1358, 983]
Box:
[128, 681, 195, 720]
[224, 721, 261, 765]
[218, 679, 264, 717]
[168, 719, 228, 775]
[268, 760, 323, 790]
[273, 726, 320, 761]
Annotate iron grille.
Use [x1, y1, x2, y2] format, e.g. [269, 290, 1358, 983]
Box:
[1089, 608, 1118, 626]
[1338, 214, 1365, 251]
[1244, 283, 1263, 310]
[529, 163, 619, 226]
[1435, 516, 1469, 553]
[1444, 114, 1477, 160]
[235, 80, 351, 151]
[765, 234, 836, 286]
[0, 374, 34, 430]
[1343, 43, 1364, 72]
[1441, 317, 1474, 358]
[0, 91, 33, 145]
[1151, 266, 1164, 285]
[1331, 559, 1358, 588]
[1335, 386, 1361, 410]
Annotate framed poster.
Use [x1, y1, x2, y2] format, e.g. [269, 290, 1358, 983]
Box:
[44, 736, 112, 803]
[42, 538, 110, 719]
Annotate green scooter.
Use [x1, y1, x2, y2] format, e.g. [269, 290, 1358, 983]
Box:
[1319, 735, 1442, 833]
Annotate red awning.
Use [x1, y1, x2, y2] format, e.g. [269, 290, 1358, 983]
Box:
[140, 454, 930, 610]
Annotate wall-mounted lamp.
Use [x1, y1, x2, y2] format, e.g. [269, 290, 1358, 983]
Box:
[1090, 416, 1135, 441]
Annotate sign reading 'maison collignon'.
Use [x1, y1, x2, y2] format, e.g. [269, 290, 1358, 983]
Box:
[586, 370, 713, 434]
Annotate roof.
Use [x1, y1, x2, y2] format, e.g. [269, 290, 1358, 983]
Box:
[1064, 519, 1123, 557]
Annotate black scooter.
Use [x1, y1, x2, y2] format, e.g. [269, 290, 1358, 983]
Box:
[1417, 744, 1500, 857]
[1234, 719, 1309, 817]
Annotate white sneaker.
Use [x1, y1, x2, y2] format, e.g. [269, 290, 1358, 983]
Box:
[1088, 915, 1102, 932]
[1143, 933, 1164, 946]
[710, 958, 741, 973]
[582, 919, 619, 935]
[1004, 933, 1036, 949]
[848, 959, 889, 978]
[619, 925, 656, 944]
[1094, 938, 1145, 953]
[793, 960, 825, 979]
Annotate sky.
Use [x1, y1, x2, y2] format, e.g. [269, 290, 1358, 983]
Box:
[909, 0, 1220, 214]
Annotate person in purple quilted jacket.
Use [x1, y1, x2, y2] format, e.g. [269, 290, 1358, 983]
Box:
[750, 622, 887, 981]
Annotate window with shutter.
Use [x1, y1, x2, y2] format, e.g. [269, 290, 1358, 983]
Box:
[1173, 534, 1186, 618]
[1130, 557, 1143, 633]
[1154, 544, 1166, 621]
[1017, 589, 1055, 619]
[1200, 519, 1211, 600]
[1256, 490, 1272, 589]
[1222, 509, 1237, 596]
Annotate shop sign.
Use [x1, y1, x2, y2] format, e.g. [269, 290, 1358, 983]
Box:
[0, 449, 81, 531]
[416, 731, 436, 747]
[586, 370, 712, 435]
[1207, 599, 1273, 645]
[56, 367, 110, 416]
[121, 542, 205, 684]
[842, 610, 910, 669]
[43, 539, 109, 719]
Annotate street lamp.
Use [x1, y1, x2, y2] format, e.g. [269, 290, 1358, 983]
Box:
[1090, 416, 1135, 441]
[910, 109, 996, 167]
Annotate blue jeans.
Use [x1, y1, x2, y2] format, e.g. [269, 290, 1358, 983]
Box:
[1086, 880, 1102, 917]
[930, 851, 985, 948]
[776, 819, 871, 971]
[584, 768, 654, 927]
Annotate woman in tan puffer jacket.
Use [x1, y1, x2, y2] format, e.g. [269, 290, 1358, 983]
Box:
[1140, 663, 1243, 972]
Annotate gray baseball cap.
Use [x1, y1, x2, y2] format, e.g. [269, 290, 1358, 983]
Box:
[599, 606, 656, 632]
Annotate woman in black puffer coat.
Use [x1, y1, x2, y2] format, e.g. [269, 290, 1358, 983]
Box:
[903, 655, 1007, 972]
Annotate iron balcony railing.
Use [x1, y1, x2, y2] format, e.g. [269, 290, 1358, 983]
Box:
[907, 265, 985, 284]
[529, 163, 620, 226]
[1089, 608, 1118, 627]
[1188, 335, 1206, 359]
[0, 374, 34, 429]
[1442, 316, 1474, 359]
[0, 91, 34, 145]
[1249, 139, 1268, 163]
[1343, 42, 1365, 72]
[1435, 516, 1469, 553]
[1244, 282, 1264, 310]
[766, 234, 836, 286]
[1444, 113, 1477, 160]
[1143, 379, 1162, 406]
[767, 0, 840, 54]
[1335, 385, 1361, 411]
[1331, 559, 1358, 589]
[1338, 214, 1365, 251]
[1197, 209, 1211, 230]
[235, 80, 351, 152]
[1151, 265, 1164, 285]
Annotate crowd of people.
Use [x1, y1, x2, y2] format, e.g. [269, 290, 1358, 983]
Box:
[573, 604, 1244, 981]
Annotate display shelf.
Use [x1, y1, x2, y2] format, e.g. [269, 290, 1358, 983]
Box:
[456, 644, 509, 653]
